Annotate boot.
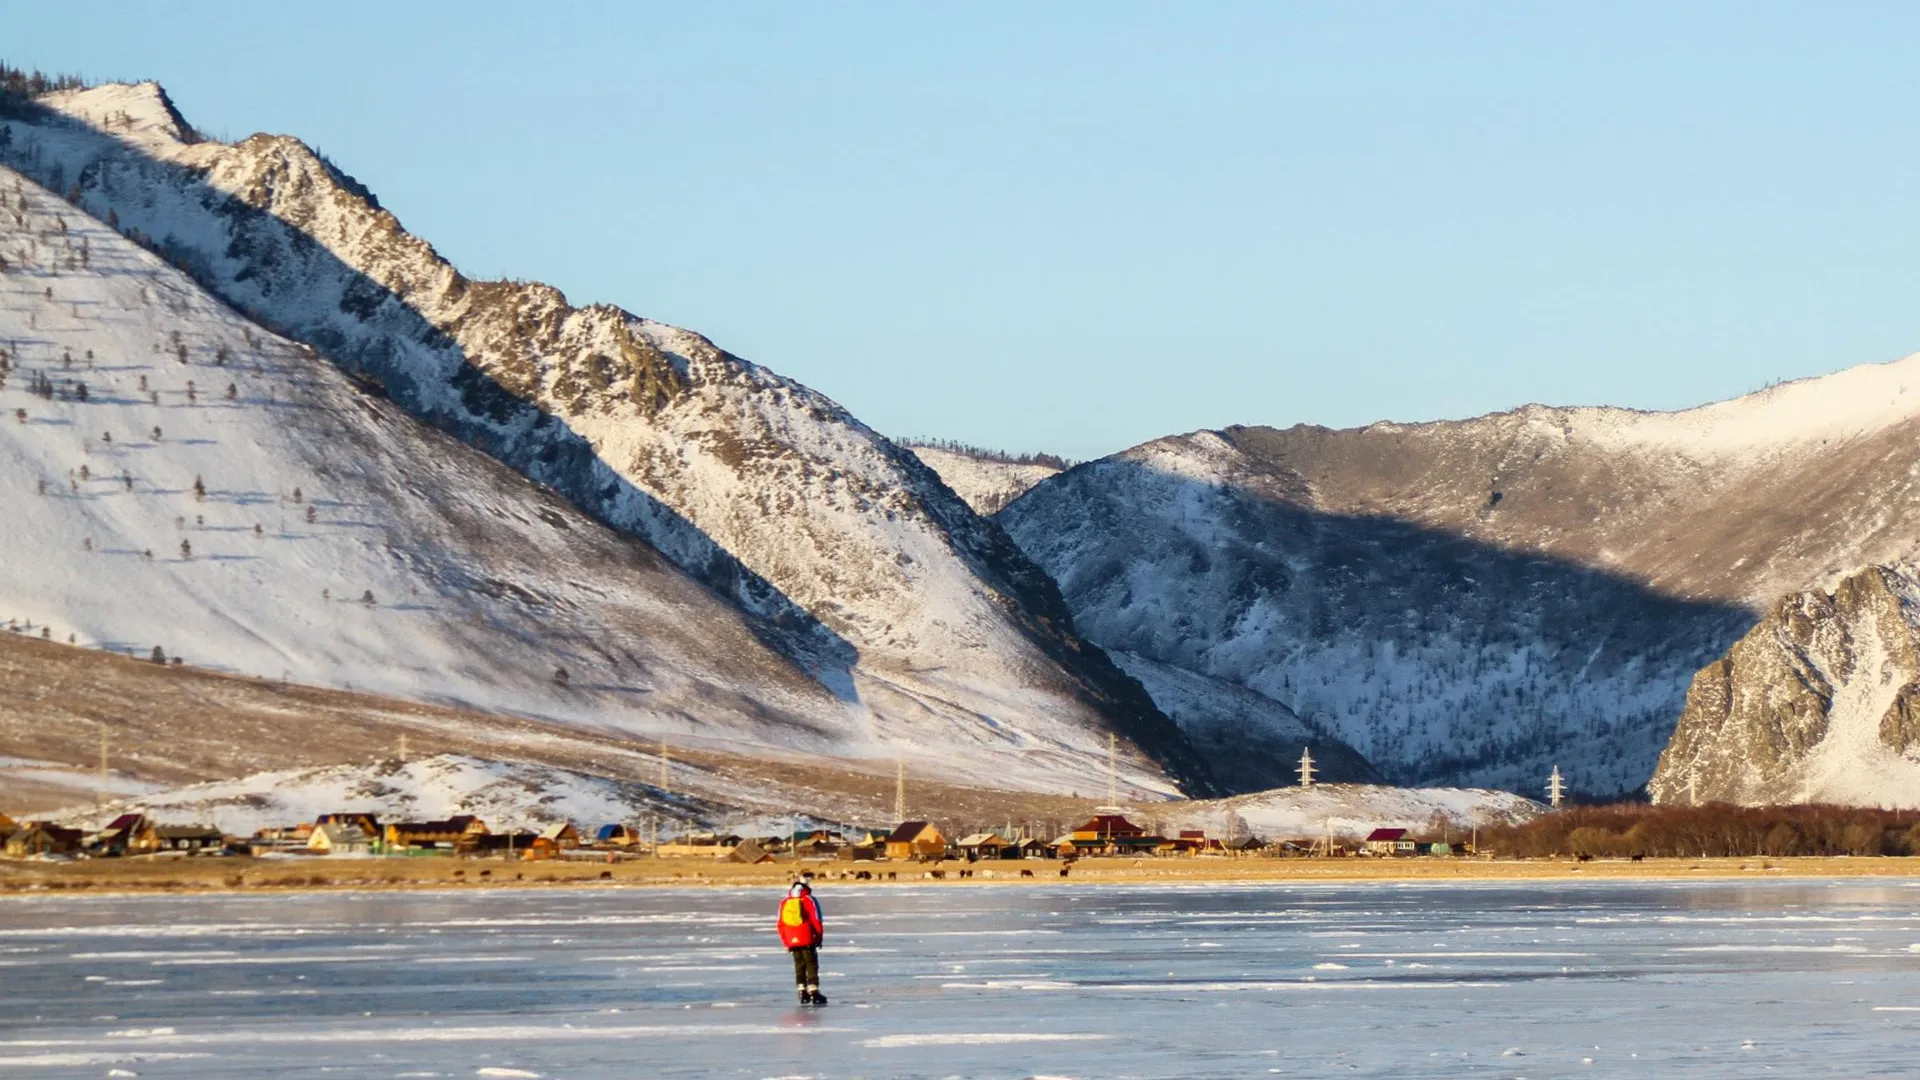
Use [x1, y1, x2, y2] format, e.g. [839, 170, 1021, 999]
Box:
[797, 985, 812, 1006]
[806, 985, 826, 1005]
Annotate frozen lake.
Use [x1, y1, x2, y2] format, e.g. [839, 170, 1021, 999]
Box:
[2, 878, 1919, 1077]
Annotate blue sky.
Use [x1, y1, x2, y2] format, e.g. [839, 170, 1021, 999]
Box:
[13, 4, 1920, 459]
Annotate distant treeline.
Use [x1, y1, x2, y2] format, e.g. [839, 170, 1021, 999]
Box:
[0, 62, 88, 109]
[1482, 802, 1920, 859]
[901, 437, 1074, 471]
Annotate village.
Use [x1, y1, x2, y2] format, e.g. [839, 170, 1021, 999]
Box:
[0, 806, 1467, 867]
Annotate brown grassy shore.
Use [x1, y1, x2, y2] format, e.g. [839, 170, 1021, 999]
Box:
[4, 854, 1919, 897]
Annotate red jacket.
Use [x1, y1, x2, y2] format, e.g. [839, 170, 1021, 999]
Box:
[777, 890, 824, 949]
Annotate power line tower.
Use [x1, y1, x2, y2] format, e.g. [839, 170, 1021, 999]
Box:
[1547, 765, 1566, 809]
[95, 721, 108, 821]
[894, 759, 906, 823]
[1308, 819, 1334, 858]
[1297, 746, 1316, 788]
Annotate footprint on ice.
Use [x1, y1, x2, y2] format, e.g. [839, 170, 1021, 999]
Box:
[476, 1070, 542, 1078]
[1501, 1048, 1524, 1057]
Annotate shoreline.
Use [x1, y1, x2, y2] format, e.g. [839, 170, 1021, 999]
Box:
[3, 854, 1918, 898]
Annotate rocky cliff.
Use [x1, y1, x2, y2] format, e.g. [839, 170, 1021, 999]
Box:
[1650, 564, 1920, 807]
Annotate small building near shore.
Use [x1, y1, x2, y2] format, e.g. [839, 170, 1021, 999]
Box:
[3, 821, 84, 858]
[386, 816, 489, 852]
[956, 833, 1013, 860]
[154, 824, 226, 854]
[728, 838, 776, 864]
[885, 821, 946, 862]
[91, 813, 160, 857]
[308, 823, 373, 855]
[1363, 828, 1416, 856]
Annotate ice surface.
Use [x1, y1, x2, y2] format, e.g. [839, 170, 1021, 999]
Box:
[3, 880, 1920, 1077]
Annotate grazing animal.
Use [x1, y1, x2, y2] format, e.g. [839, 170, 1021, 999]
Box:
[958, 870, 972, 879]
[1059, 865, 1070, 878]
[886, 871, 897, 881]
[599, 870, 613, 880]
[928, 870, 945, 880]
[1576, 853, 1594, 863]
[855, 870, 872, 880]
[478, 869, 492, 879]
[1630, 853, 1645, 863]
[1020, 869, 1034, 878]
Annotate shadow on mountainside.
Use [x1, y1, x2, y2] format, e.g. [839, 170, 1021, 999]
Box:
[0, 92, 1220, 796]
[1002, 455, 1760, 796]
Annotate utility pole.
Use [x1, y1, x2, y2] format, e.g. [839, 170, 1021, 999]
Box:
[658, 739, 669, 795]
[894, 759, 905, 823]
[96, 721, 108, 822]
[1297, 746, 1316, 788]
[1107, 732, 1117, 807]
[1547, 766, 1566, 809]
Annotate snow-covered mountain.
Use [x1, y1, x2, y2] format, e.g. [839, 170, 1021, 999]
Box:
[0, 164, 861, 753]
[0, 80, 1209, 796]
[1651, 564, 1920, 808]
[906, 445, 1063, 515]
[1004, 355, 1920, 796]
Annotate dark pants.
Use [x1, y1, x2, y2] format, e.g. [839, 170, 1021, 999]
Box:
[789, 945, 819, 987]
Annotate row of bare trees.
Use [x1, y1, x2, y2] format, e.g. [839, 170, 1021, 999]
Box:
[1482, 802, 1920, 859]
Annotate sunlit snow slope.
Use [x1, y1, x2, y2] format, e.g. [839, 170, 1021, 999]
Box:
[0, 165, 851, 754]
[0, 81, 1206, 797]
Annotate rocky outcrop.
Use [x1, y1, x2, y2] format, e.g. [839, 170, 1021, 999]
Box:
[1649, 565, 1920, 807]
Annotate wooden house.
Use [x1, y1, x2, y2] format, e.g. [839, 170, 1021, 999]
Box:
[154, 824, 226, 854]
[728, 838, 776, 864]
[385, 815, 489, 851]
[884, 821, 946, 861]
[1363, 828, 1417, 856]
[308, 823, 373, 855]
[315, 812, 381, 837]
[956, 833, 1013, 860]
[524, 822, 581, 859]
[595, 823, 640, 847]
[656, 833, 742, 858]
[471, 832, 538, 856]
[1065, 814, 1160, 855]
[92, 813, 160, 856]
[3, 821, 83, 857]
[1015, 837, 1053, 859]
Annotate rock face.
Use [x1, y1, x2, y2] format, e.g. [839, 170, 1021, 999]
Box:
[1650, 564, 1920, 807]
[1004, 355, 1920, 795]
[0, 81, 1211, 796]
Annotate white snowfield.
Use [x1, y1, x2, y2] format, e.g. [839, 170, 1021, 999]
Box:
[0, 166, 847, 755]
[1173, 783, 1544, 842]
[47, 753, 811, 838]
[0, 82, 1193, 799]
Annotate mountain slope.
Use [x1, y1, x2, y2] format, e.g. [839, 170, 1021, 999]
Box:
[0, 162, 850, 754]
[1005, 357, 1920, 795]
[1650, 564, 1920, 807]
[0, 80, 1208, 795]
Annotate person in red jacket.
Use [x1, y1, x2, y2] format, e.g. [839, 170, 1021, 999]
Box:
[776, 880, 827, 1005]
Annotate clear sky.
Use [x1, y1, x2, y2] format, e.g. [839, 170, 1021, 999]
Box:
[12, 4, 1920, 459]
